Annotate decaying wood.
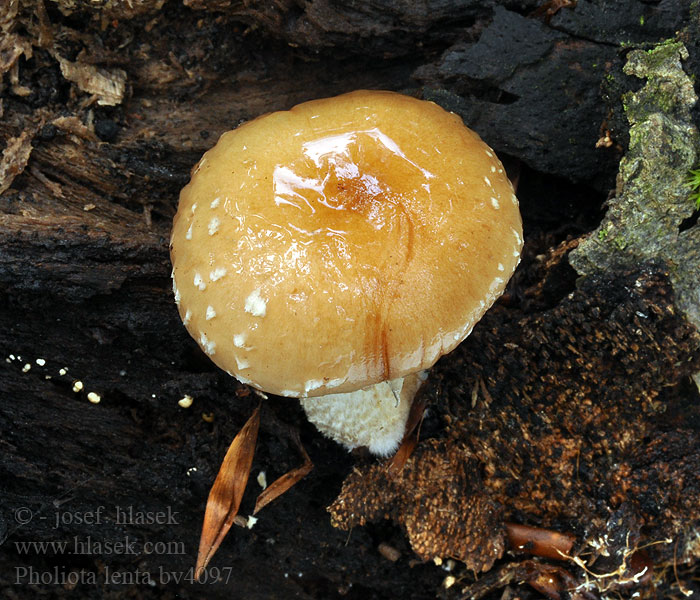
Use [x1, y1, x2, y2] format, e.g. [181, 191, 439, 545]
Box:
[1, 1, 699, 599]
[252, 435, 313, 516]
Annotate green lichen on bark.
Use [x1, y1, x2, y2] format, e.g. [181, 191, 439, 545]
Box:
[570, 41, 700, 338]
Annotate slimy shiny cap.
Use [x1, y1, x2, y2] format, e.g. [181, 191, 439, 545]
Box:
[170, 90, 522, 397]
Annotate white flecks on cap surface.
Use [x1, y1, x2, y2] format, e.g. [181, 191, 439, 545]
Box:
[498, 263, 505, 271]
[233, 333, 247, 348]
[304, 379, 325, 394]
[208, 217, 220, 236]
[172, 279, 181, 304]
[443, 314, 477, 346]
[230, 370, 253, 385]
[512, 228, 523, 245]
[484, 176, 492, 187]
[323, 377, 349, 390]
[490, 165, 496, 173]
[210, 197, 221, 209]
[205, 306, 216, 320]
[244, 288, 267, 317]
[235, 356, 249, 370]
[185, 224, 193, 240]
[210, 267, 227, 281]
[183, 309, 192, 325]
[191, 202, 197, 214]
[199, 332, 216, 355]
[194, 272, 206, 290]
[491, 197, 500, 210]
[488, 277, 505, 295]
[193, 157, 207, 175]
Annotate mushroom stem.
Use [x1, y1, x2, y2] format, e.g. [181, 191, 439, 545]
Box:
[299, 371, 427, 456]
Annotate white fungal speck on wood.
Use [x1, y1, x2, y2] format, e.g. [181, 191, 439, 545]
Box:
[178, 395, 194, 408]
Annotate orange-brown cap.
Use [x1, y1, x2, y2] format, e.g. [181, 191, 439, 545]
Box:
[170, 90, 522, 397]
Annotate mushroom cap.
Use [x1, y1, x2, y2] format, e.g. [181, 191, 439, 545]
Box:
[171, 90, 522, 397]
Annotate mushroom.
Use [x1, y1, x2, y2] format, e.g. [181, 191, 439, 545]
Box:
[170, 90, 522, 456]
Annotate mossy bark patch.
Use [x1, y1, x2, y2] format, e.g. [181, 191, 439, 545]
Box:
[570, 42, 700, 336]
